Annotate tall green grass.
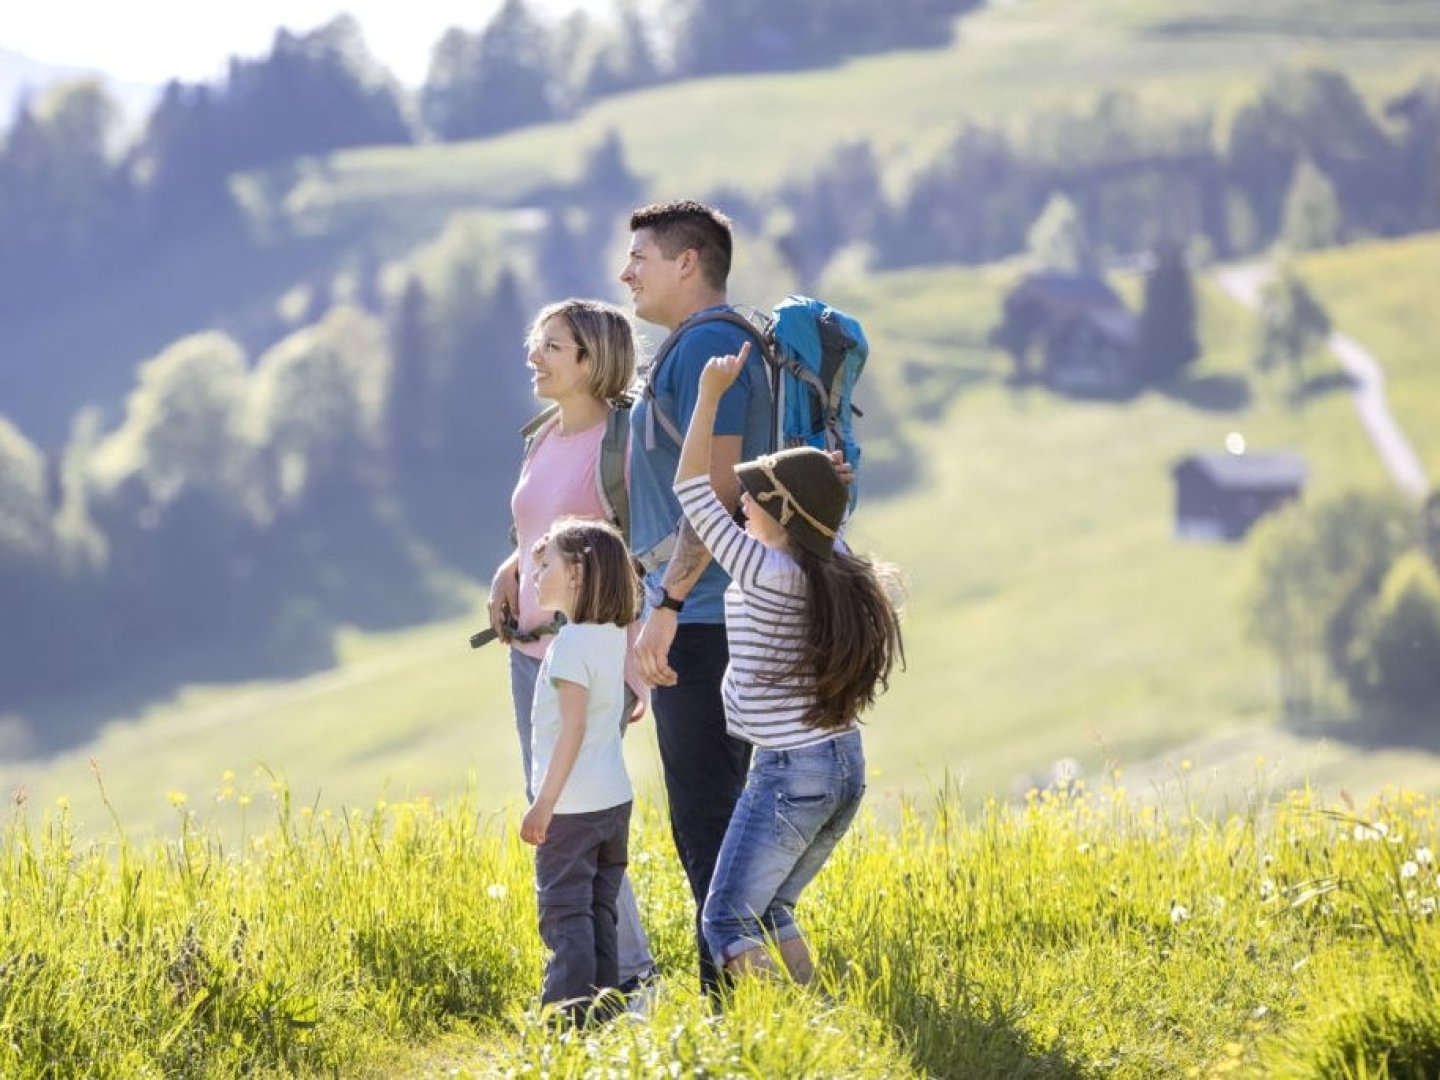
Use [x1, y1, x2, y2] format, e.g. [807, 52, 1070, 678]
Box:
[4, 773, 1439, 1077]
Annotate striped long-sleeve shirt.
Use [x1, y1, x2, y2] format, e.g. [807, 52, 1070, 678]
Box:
[675, 474, 856, 749]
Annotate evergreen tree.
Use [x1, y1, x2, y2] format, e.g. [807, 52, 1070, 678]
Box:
[1135, 242, 1200, 383]
[128, 80, 236, 235]
[536, 208, 593, 298]
[580, 0, 661, 101]
[384, 276, 437, 472]
[0, 80, 130, 308]
[1255, 264, 1332, 386]
[1385, 77, 1440, 232]
[422, 0, 555, 140]
[1027, 192, 1095, 273]
[1425, 489, 1440, 570]
[1280, 157, 1343, 252]
[224, 16, 412, 164]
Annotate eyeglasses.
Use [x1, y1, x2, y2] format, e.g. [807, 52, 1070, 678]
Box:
[531, 338, 583, 357]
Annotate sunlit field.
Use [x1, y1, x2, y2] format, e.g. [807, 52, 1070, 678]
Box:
[5, 779, 1438, 1077]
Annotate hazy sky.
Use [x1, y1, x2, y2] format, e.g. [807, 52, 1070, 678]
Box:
[3, 0, 610, 87]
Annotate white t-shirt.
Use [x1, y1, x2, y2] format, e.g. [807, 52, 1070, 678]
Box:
[529, 622, 633, 814]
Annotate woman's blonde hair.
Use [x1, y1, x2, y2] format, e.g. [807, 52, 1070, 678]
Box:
[527, 299, 637, 405]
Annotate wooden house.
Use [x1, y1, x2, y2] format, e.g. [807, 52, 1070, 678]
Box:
[997, 271, 1140, 395]
[1172, 450, 1307, 541]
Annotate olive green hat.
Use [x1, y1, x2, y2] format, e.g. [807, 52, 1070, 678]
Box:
[734, 446, 846, 560]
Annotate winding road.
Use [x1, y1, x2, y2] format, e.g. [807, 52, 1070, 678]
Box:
[1213, 262, 1430, 500]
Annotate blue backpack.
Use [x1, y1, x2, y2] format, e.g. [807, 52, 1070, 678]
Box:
[644, 295, 869, 508]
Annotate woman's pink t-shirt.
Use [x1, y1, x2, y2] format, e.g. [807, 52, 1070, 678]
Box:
[510, 414, 646, 713]
[511, 418, 609, 660]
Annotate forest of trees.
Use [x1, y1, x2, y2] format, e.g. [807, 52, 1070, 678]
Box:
[2, 0, 1438, 741]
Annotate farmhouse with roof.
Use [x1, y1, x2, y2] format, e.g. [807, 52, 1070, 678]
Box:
[1172, 450, 1308, 541]
[994, 270, 1140, 395]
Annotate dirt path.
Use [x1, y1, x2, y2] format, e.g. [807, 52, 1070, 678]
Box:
[1213, 262, 1430, 500]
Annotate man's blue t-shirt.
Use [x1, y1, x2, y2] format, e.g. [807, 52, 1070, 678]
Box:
[629, 310, 773, 625]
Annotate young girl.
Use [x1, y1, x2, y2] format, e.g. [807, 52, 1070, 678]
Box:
[672, 344, 904, 985]
[519, 516, 641, 1021]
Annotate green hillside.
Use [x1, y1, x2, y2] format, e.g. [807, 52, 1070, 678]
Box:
[10, 0, 1440, 443]
[10, 228, 1440, 840]
[7, 0, 1440, 838]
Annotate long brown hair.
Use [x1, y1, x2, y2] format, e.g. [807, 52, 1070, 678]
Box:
[786, 546, 905, 730]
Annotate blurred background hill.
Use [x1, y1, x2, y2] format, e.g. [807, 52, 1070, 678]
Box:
[2, 0, 1439, 835]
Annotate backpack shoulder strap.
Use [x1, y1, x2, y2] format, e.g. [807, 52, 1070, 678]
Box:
[597, 401, 631, 540]
[642, 308, 771, 450]
[519, 404, 561, 457]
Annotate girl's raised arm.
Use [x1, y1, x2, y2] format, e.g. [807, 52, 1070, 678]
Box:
[674, 344, 750, 487]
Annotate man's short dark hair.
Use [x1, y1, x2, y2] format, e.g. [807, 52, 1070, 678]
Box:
[629, 200, 733, 291]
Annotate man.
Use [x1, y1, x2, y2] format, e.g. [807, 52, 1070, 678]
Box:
[619, 200, 772, 996]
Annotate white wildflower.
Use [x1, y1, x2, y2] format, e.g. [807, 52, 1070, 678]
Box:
[1416, 846, 1434, 867]
[1170, 901, 1190, 925]
[486, 884, 508, 900]
[1401, 861, 1420, 880]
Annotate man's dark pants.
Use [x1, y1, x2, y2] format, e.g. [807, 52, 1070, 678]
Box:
[652, 623, 752, 997]
[535, 801, 632, 1019]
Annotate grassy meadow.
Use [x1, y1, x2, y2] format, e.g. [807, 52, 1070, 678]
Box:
[5, 778, 1439, 1077]
[6, 1, 1440, 1071]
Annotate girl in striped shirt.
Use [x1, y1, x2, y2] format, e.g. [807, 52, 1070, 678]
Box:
[672, 344, 904, 986]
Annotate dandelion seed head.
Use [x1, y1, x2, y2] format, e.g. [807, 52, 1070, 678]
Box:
[1401, 860, 1420, 880]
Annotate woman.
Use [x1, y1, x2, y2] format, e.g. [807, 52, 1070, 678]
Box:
[487, 298, 657, 996]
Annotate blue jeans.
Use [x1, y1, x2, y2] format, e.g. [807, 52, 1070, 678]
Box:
[510, 649, 654, 983]
[702, 730, 865, 967]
